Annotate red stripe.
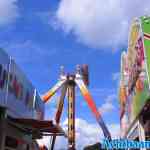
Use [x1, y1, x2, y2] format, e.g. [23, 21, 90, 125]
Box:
[84, 93, 100, 118]
[144, 33, 150, 40]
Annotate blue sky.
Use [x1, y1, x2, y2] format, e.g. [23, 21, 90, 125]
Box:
[0, 0, 149, 149]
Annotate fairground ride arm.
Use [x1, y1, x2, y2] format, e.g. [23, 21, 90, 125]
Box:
[75, 78, 111, 140]
[42, 79, 67, 103]
[50, 84, 67, 150]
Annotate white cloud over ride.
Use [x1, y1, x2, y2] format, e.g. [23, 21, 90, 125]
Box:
[99, 101, 115, 114]
[99, 94, 117, 114]
[0, 0, 19, 26]
[54, 0, 150, 49]
[38, 118, 120, 150]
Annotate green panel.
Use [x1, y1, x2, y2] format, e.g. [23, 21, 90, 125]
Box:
[144, 40, 150, 83]
[141, 16, 150, 34]
[140, 16, 150, 84]
[132, 80, 150, 119]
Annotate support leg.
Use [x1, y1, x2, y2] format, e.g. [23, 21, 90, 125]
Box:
[68, 84, 75, 150]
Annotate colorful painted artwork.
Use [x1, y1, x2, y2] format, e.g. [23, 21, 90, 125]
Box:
[119, 16, 150, 129]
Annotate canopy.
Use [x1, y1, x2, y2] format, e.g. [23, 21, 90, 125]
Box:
[7, 117, 66, 138]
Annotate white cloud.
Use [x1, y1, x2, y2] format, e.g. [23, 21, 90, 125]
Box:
[99, 94, 116, 114]
[99, 101, 115, 114]
[112, 72, 120, 81]
[54, 0, 150, 49]
[105, 94, 117, 102]
[38, 118, 120, 150]
[0, 0, 19, 26]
